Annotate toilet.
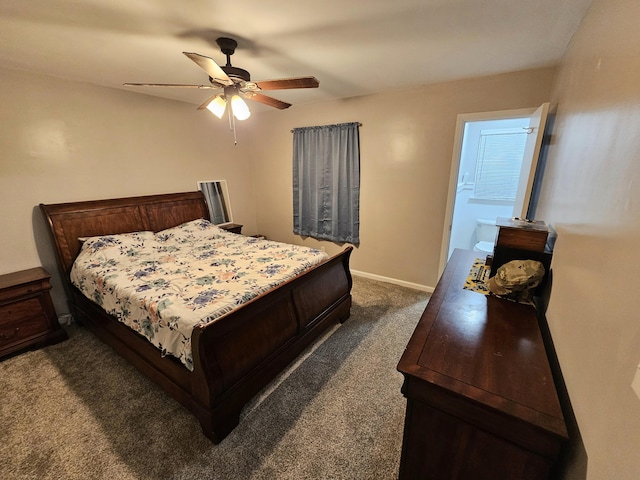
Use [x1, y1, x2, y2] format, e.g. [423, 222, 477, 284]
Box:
[473, 218, 498, 254]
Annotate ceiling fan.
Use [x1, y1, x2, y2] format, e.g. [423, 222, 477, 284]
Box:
[124, 37, 319, 122]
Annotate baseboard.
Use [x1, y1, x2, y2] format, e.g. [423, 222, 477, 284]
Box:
[350, 270, 434, 293]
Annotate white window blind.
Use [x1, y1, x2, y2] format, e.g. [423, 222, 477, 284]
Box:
[474, 128, 527, 201]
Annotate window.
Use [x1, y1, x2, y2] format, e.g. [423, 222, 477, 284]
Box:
[473, 128, 527, 201]
[292, 122, 360, 244]
[197, 180, 232, 225]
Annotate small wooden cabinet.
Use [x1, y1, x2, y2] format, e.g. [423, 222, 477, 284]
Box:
[0, 267, 68, 360]
[397, 249, 568, 479]
[219, 223, 243, 234]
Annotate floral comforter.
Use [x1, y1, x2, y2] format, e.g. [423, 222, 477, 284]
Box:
[70, 219, 329, 371]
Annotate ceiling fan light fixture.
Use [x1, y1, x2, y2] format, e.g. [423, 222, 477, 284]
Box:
[206, 95, 227, 118]
[231, 94, 251, 120]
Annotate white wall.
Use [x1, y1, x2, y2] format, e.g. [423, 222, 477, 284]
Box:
[0, 68, 257, 313]
[248, 68, 556, 289]
[1, 66, 554, 307]
[534, 0, 640, 478]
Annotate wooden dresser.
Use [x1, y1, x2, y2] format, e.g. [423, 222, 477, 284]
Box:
[0, 267, 68, 360]
[397, 249, 568, 479]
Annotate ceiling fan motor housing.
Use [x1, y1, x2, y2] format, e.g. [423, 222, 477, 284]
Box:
[214, 37, 250, 83]
[221, 66, 250, 82]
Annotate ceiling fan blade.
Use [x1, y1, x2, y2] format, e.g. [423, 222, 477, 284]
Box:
[183, 52, 233, 86]
[123, 83, 217, 89]
[255, 77, 319, 90]
[248, 93, 291, 110]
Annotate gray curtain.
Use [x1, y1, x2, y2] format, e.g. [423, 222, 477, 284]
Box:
[292, 122, 360, 244]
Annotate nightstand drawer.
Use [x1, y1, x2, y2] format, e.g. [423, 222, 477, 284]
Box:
[0, 298, 43, 326]
[0, 284, 44, 303]
[0, 314, 49, 348]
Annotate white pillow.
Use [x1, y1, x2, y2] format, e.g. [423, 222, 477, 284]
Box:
[154, 219, 226, 243]
[78, 231, 155, 252]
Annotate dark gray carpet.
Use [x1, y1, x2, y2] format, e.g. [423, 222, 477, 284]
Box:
[0, 276, 429, 480]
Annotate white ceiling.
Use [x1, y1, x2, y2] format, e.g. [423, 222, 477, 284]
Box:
[0, 0, 592, 112]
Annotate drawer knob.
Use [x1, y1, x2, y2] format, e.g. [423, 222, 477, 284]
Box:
[0, 327, 19, 340]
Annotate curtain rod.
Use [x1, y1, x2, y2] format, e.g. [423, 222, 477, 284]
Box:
[291, 122, 362, 133]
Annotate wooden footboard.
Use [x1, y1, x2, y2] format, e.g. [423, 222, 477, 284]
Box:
[191, 247, 352, 442]
[40, 192, 353, 443]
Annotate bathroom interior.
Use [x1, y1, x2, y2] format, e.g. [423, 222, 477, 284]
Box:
[447, 116, 533, 260]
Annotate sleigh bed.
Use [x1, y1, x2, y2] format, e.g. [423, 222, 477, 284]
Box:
[40, 191, 353, 443]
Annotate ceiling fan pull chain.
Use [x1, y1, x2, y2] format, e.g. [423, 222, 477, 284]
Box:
[229, 107, 238, 145]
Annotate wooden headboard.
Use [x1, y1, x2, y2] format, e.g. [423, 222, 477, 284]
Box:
[40, 191, 210, 278]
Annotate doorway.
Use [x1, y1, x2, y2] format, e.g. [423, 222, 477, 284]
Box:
[439, 104, 549, 272]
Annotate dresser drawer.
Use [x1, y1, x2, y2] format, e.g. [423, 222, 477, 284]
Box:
[0, 298, 43, 326]
[0, 314, 49, 348]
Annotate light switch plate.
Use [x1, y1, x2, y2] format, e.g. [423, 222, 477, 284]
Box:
[632, 364, 640, 400]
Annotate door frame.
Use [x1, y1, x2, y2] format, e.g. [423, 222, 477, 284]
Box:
[513, 102, 550, 218]
[438, 107, 538, 275]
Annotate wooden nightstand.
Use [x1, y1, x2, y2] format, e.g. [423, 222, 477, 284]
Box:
[219, 223, 243, 234]
[0, 267, 68, 360]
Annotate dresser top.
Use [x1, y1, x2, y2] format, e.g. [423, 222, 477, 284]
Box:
[398, 249, 567, 438]
[0, 267, 51, 290]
